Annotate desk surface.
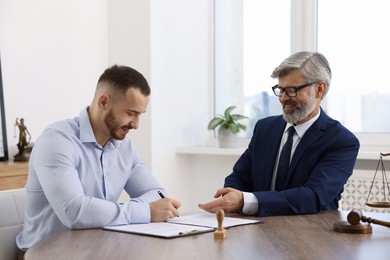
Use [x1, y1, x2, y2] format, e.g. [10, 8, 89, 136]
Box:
[25, 211, 390, 260]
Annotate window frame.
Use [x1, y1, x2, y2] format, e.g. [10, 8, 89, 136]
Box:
[212, 0, 390, 152]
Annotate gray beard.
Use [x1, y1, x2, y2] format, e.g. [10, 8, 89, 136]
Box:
[283, 91, 317, 124]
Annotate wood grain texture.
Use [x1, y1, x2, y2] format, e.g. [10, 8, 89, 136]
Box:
[0, 161, 28, 190]
[25, 211, 390, 260]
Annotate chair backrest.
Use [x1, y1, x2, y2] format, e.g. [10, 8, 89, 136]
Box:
[0, 189, 25, 260]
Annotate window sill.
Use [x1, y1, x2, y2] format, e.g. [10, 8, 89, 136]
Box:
[176, 146, 390, 161]
[176, 146, 245, 156]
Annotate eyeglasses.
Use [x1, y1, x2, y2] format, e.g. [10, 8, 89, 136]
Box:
[271, 82, 318, 97]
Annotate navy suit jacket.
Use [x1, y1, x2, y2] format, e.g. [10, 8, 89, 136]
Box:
[224, 109, 360, 217]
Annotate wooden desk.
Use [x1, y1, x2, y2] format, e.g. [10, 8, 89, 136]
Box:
[24, 211, 390, 260]
[0, 161, 28, 190]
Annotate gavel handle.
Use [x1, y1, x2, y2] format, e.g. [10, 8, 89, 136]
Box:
[361, 216, 390, 228]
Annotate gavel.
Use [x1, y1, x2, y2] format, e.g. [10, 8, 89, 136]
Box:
[334, 209, 390, 233]
[347, 209, 390, 228]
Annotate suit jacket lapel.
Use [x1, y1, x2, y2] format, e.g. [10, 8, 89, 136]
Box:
[288, 109, 328, 182]
[264, 117, 286, 188]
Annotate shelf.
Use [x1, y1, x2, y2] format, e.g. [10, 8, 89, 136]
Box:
[176, 147, 390, 161]
[176, 146, 245, 156]
[357, 151, 390, 161]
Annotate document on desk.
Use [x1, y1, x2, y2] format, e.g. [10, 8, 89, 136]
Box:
[168, 213, 260, 228]
[104, 222, 214, 238]
[104, 213, 260, 238]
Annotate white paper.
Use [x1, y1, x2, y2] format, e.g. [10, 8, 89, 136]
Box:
[104, 213, 260, 238]
[168, 213, 260, 228]
[105, 222, 213, 238]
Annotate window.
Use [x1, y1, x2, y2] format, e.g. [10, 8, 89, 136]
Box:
[214, 0, 390, 149]
[318, 0, 390, 134]
[214, 0, 289, 137]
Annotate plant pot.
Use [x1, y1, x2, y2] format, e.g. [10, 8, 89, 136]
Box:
[218, 128, 238, 148]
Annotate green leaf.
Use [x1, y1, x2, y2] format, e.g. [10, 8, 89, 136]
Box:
[229, 124, 239, 134]
[224, 106, 236, 118]
[238, 124, 247, 131]
[230, 114, 249, 120]
[208, 117, 224, 130]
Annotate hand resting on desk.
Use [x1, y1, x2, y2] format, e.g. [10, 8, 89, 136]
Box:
[150, 198, 181, 222]
[198, 187, 243, 214]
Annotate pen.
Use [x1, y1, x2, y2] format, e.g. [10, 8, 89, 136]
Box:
[158, 190, 165, 199]
[157, 191, 179, 217]
[179, 230, 198, 236]
[158, 190, 179, 217]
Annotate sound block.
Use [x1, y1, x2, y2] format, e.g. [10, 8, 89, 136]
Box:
[333, 221, 372, 234]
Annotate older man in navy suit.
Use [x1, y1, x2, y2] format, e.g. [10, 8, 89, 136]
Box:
[199, 52, 359, 217]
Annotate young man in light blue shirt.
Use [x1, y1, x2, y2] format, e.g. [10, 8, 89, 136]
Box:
[16, 65, 181, 252]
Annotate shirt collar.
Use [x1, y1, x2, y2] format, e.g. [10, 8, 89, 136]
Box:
[79, 107, 96, 143]
[284, 109, 321, 139]
[79, 107, 122, 148]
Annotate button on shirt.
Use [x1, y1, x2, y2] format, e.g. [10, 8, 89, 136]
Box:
[16, 107, 164, 250]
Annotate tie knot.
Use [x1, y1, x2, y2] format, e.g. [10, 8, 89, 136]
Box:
[287, 126, 295, 138]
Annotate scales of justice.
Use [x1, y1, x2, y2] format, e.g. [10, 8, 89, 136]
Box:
[334, 152, 390, 234]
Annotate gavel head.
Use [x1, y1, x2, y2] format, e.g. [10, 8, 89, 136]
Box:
[347, 209, 363, 225]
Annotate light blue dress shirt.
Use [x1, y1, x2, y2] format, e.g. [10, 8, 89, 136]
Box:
[16, 107, 165, 250]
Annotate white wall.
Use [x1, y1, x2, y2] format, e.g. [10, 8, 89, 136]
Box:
[107, 0, 152, 168]
[0, 0, 109, 157]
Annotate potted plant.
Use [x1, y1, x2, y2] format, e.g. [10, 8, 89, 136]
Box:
[208, 106, 249, 148]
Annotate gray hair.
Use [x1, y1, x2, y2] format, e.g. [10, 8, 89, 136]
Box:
[271, 52, 332, 98]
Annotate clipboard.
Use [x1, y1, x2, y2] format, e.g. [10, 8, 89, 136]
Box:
[104, 213, 261, 238]
[104, 222, 214, 238]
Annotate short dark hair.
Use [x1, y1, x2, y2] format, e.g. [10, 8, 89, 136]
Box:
[98, 65, 151, 96]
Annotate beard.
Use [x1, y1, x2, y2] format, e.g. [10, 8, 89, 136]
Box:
[104, 109, 131, 140]
[282, 89, 317, 124]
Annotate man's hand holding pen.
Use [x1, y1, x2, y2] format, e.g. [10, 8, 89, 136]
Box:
[149, 191, 181, 222]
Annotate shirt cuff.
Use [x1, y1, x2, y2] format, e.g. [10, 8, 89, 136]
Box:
[242, 192, 259, 215]
[129, 201, 151, 223]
